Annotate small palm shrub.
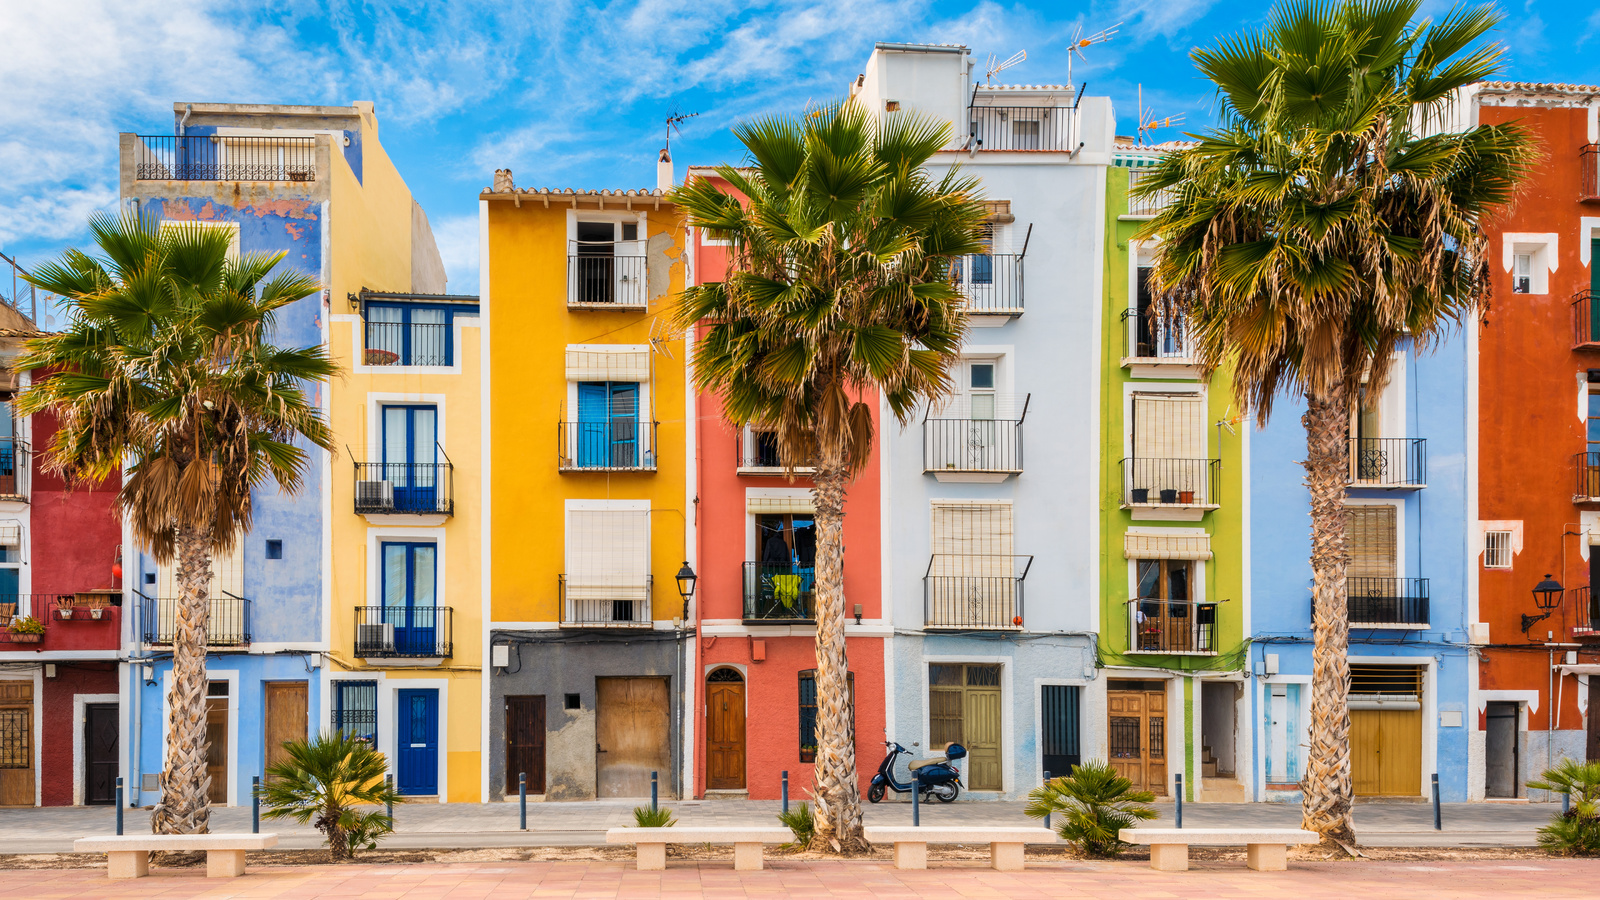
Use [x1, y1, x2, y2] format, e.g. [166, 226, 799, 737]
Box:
[633, 805, 676, 827]
[1024, 760, 1157, 857]
[1529, 759, 1600, 856]
[260, 732, 402, 860]
[778, 802, 814, 847]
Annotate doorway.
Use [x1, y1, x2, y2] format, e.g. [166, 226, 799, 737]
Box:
[1107, 680, 1168, 795]
[1199, 681, 1236, 779]
[396, 689, 439, 796]
[263, 683, 307, 776]
[83, 703, 119, 805]
[1349, 665, 1423, 797]
[505, 695, 546, 795]
[1485, 701, 1520, 798]
[596, 677, 671, 798]
[0, 681, 33, 806]
[382, 405, 439, 513]
[928, 663, 1003, 791]
[381, 542, 439, 655]
[205, 682, 229, 805]
[705, 669, 746, 791]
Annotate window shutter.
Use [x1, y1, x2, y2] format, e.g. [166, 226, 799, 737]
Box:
[565, 508, 650, 599]
[930, 501, 1013, 577]
[1345, 506, 1396, 577]
[565, 346, 650, 381]
[1132, 394, 1205, 459]
[156, 540, 244, 599]
[747, 495, 815, 515]
[1123, 532, 1212, 560]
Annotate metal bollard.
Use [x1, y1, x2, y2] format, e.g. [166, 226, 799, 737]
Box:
[912, 781, 920, 826]
[520, 773, 527, 830]
[651, 771, 658, 812]
[1175, 772, 1183, 828]
[252, 776, 260, 834]
[1432, 773, 1441, 831]
[115, 777, 123, 836]
[782, 770, 789, 815]
[1564, 791, 1571, 816]
[1042, 771, 1051, 830]
[386, 774, 394, 823]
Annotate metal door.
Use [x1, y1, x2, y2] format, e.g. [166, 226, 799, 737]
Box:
[1486, 701, 1520, 797]
[505, 696, 546, 795]
[595, 677, 670, 798]
[705, 669, 747, 790]
[84, 703, 119, 805]
[396, 689, 439, 796]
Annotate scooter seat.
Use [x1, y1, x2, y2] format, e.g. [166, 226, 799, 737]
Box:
[908, 756, 947, 770]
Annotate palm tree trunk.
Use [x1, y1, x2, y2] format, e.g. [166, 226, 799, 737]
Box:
[151, 524, 214, 835]
[807, 459, 868, 853]
[1300, 386, 1356, 847]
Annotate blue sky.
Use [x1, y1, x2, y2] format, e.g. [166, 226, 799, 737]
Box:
[3, 0, 1599, 320]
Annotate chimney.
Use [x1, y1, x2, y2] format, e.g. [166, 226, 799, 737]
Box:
[493, 168, 514, 192]
[657, 148, 673, 192]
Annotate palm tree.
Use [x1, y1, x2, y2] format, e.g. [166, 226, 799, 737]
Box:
[261, 732, 404, 860]
[19, 213, 338, 835]
[672, 101, 987, 850]
[1134, 0, 1533, 847]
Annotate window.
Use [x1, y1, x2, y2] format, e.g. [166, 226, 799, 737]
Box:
[966, 362, 996, 419]
[927, 502, 1018, 627]
[1128, 393, 1209, 504]
[0, 396, 20, 499]
[1484, 531, 1513, 569]
[571, 220, 645, 306]
[364, 302, 474, 367]
[575, 382, 639, 468]
[1040, 685, 1081, 778]
[0, 528, 19, 602]
[381, 542, 439, 654]
[1513, 253, 1531, 294]
[382, 405, 440, 512]
[1589, 388, 1600, 456]
[797, 669, 853, 763]
[1346, 506, 1398, 578]
[332, 681, 378, 745]
[264, 540, 283, 560]
[563, 505, 651, 624]
[564, 693, 580, 710]
[1013, 119, 1042, 150]
[1132, 266, 1187, 359]
[1132, 559, 1211, 651]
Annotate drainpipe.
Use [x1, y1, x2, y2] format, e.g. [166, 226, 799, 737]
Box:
[180, 104, 192, 136]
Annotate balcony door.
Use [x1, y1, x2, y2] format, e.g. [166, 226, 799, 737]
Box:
[1134, 559, 1202, 652]
[753, 513, 816, 617]
[1130, 393, 1207, 503]
[381, 542, 437, 655]
[383, 405, 438, 512]
[576, 382, 638, 468]
[962, 361, 1000, 469]
[0, 400, 17, 498]
[574, 220, 642, 305]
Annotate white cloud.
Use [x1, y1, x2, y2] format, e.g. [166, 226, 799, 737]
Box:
[431, 213, 481, 296]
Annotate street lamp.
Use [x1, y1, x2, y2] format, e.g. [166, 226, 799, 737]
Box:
[1522, 574, 1565, 636]
[675, 561, 697, 618]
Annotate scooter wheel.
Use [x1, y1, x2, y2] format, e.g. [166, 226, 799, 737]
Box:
[868, 784, 886, 803]
[934, 782, 960, 803]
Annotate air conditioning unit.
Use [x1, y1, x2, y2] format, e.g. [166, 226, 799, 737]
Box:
[356, 479, 394, 511]
[357, 622, 395, 654]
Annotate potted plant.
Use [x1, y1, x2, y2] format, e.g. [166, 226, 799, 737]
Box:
[1130, 488, 1150, 504]
[1178, 490, 1196, 505]
[81, 594, 110, 620]
[54, 595, 75, 620]
[7, 615, 44, 643]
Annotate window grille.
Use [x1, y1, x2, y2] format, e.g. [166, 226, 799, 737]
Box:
[1040, 685, 1081, 775]
[332, 681, 378, 745]
[1345, 506, 1397, 578]
[797, 669, 852, 763]
[1484, 530, 1513, 569]
[1109, 716, 1141, 759]
[0, 708, 28, 768]
[1350, 664, 1422, 697]
[1148, 716, 1166, 758]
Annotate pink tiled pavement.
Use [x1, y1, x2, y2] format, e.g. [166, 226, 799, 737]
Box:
[4, 858, 1597, 899]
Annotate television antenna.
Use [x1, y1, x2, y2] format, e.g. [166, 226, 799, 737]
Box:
[985, 50, 1026, 86]
[1066, 22, 1120, 86]
[665, 107, 699, 153]
[1136, 84, 1186, 145]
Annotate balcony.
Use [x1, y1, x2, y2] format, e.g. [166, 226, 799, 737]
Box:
[353, 606, 452, 659]
[0, 439, 28, 502]
[1125, 168, 1174, 218]
[1573, 291, 1600, 349]
[951, 253, 1024, 319]
[138, 591, 251, 647]
[133, 135, 317, 182]
[567, 244, 647, 309]
[1583, 144, 1599, 202]
[1347, 438, 1426, 489]
[923, 412, 1024, 481]
[1120, 304, 1195, 377]
[353, 461, 455, 517]
[923, 554, 1033, 630]
[735, 428, 813, 475]
[558, 421, 657, 472]
[742, 562, 816, 622]
[559, 575, 653, 628]
[1571, 586, 1599, 638]
[969, 105, 1076, 152]
[363, 320, 452, 366]
[1575, 452, 1600, 503]
[0, 594, 123, 652]
[1346, 577, 1430, 628]
[1125, 599, 1217, 655]
[1120, 458, 1222, 515]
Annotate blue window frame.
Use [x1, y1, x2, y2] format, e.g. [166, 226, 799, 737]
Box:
[332, 680, 378, 745]
[364, 302, 477, 366]
[576, 382, 639, 467]
[383, 405, 438, 512]
[381, 542, 438, 655]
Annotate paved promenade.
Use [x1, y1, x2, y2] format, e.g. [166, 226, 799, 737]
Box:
[3, 858, 1596, 899]
[0, 798, 1555, 852]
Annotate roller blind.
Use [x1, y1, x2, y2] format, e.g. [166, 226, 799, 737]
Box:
[747, 495, 815, 514]
[1123, 532, 1212, 560]
[565, 508, 650, 598]
[1346, 506, 1397, 578]
[930, 501, 1013, 577]
[1132, 394, 1205, 459]
[155, 540, 244, 599]
[565, 346, 650, 381]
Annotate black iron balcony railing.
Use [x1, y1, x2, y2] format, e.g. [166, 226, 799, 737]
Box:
[363, 321, 452, 366]
[969, 105, 1075, 152]
[1126, 168, 1174, 217]
[743, 562, 816, 621]
[923, 417, 1024, 474]
[1582, 143, 1600, 202]
[1576, 452, 1600, 500]
[559, 575, 653, 627]
[736, 429, 813, 472]
[0, 438, 28, 502]
[1121, 457, 1222, 507]
[1121, 305, 1192, 361]
[138, 591, 251, 646]
[1126, 599, 1218, 654]
[1348, 438, 1427, 488]
[354, 606, 453, 658]
[134, 135, 317, 182]
[951, 253, 1024, 314]
[558, 421, 657, 472]
[923, 554, 1033, 630]
[1346, 577, 1430, 627]
[1570, 586, 1599, 637]
[1573, 290, 1600, 349]
[353, 459, 455, 516]
[567, 244, 647, 307]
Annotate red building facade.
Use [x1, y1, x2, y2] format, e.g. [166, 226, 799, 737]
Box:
[1472, 82, 1600, 800]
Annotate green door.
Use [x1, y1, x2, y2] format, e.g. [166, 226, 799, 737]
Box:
[928, 663, 1004, 791]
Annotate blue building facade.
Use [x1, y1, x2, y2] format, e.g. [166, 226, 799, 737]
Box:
[1249, 334, 1474, 802]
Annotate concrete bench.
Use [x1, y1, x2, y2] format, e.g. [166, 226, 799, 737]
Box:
[1118, 828, 1318, 871]
[73, 833, 279, 879]
[863, 826, 1057, 871]
[604, 826, 793, 871]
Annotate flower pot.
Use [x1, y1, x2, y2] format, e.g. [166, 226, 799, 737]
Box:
[1131, 488, 1150, 504]
[89, 608, 105, 620]
[1159, 489, 1178, 504]
[9, 633, 40, 643]
[1178, 490, 1195, 505]
[57, 609, 72, 620]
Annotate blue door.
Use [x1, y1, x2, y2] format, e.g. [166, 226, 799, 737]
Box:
[576, 382, 638, 468]
[396, 689, 438, 795]
[381, 542, 437, 655]
[383, 405, 438, 511]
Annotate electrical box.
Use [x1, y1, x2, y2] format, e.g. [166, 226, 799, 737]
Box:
[1265, 653, 1279, 675]
[491, 645, 509, 668]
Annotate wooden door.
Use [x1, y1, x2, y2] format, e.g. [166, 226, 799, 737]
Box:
[705, 670, 746, 790]
[596, 677, 670, 798]
[505, 696, 546, 794]
[927, 664, 1003, 791]
[84, 703, 119, 805]
[1351, 708, 1422, 796]
[263, 683, 307, 776]
[205, 697, 228, 804]
[0, 681, 33, 806]
[1108, 689, 1168, 795]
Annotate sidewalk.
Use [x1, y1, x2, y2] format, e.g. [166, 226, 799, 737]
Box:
[5, 858, 1597, 899]
[0, 799, 1554, 853]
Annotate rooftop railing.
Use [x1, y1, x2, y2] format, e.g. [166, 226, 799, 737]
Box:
[969, 105, 1076, 152]
[134, 135, 317, 182]
[1126, 168, 1174, 217]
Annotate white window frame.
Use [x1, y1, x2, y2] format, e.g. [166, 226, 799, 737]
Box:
[1483, 530, 1514, 569]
